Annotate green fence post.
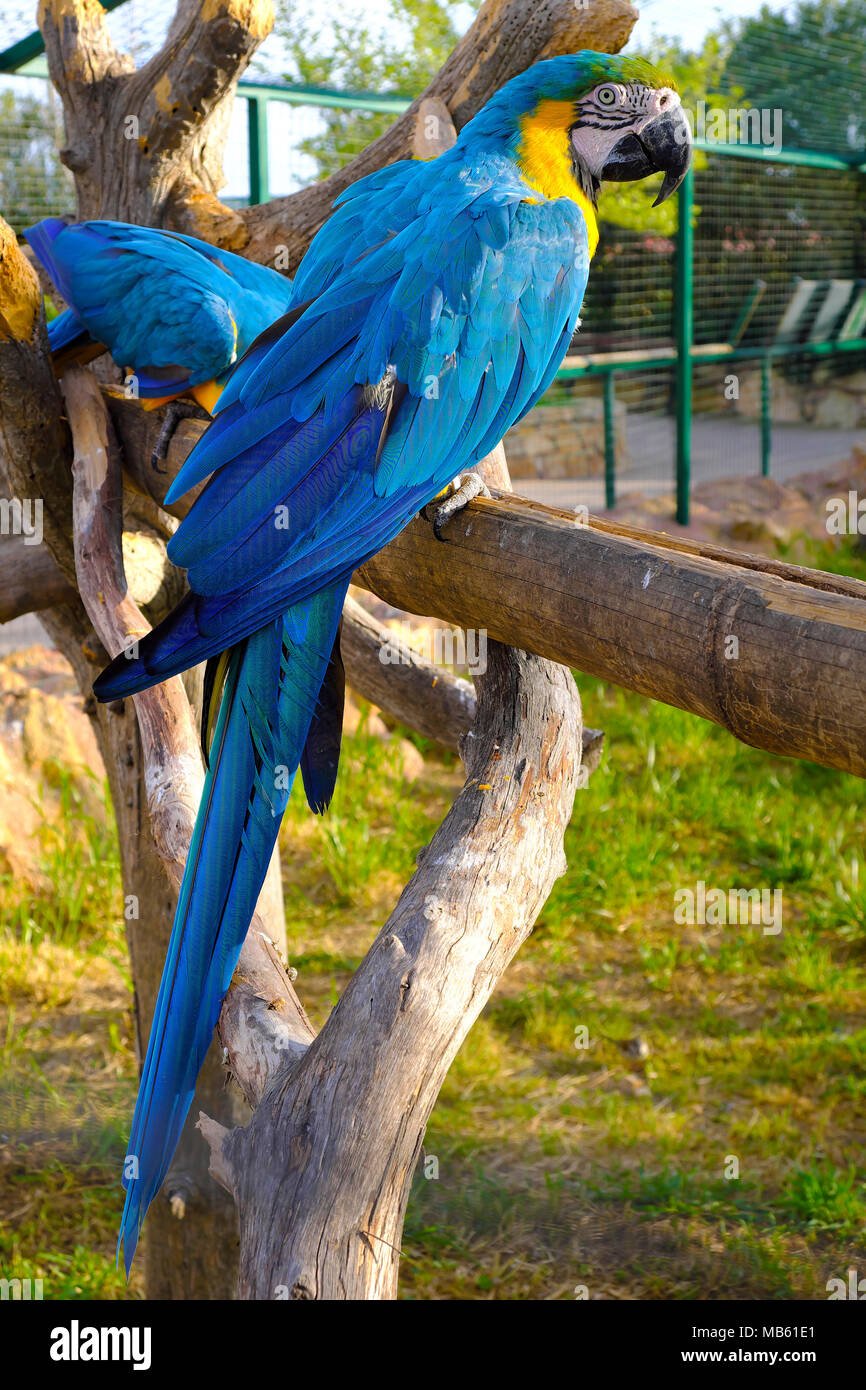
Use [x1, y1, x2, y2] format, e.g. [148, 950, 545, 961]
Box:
[603, 371, 617, 509]
[760, 353, 772, 477]
[675, 165, 694, 526]
[247, 96, 269, 206]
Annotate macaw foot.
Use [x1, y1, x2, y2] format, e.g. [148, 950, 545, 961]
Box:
[151, 399, 209, 474]
[426, 472, 492, 542]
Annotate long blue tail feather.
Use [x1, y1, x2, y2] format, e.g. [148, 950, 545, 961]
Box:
[117, 581, 347, 1274]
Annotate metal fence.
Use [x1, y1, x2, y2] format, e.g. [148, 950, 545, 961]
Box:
[2, 24, 865, 522]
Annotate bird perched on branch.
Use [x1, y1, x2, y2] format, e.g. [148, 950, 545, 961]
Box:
[23, 217, 294, 466]
[90, 51, 691, 1273]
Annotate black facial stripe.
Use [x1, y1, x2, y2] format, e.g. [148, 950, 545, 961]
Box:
[575, 113, 637, 130]
[580, 83, 657, 123]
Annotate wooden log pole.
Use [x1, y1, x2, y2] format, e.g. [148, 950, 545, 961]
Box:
[103, 395, 866, 779]
[358, 491, 866, 777]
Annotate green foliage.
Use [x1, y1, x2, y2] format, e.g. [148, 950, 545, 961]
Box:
[779, 1162, 866, 1236]
[274, 0, 479, 181]
[721, 0, 866, 157]
[0, 772, 123, 951]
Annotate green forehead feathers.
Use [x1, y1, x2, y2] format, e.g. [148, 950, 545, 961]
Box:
[586, 54, 679, 94]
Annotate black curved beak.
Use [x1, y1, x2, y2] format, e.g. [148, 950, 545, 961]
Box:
[600, 105, 692, 206]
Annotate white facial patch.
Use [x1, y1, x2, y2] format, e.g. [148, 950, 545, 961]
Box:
[570, 84, 681, 179]
[570, 121, 628, 171]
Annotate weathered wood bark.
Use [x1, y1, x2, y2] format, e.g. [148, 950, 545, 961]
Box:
[93, 393, 866, 779]
[38, 0, 272, 236]
[0, 533, 76, 620]
[201, 638, 583, 1299]
[0, 218, 74, 580]
[357, 491, 866, 777]
[239, 0, 639, 268]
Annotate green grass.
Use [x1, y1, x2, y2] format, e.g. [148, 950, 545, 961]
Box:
[1, 541, 864, 1299]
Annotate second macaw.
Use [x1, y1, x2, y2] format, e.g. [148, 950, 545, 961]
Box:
[23, 216, 294, 427]
[89, 51, 691, 1272]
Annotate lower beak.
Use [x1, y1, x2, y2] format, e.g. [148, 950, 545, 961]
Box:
[600, 106, 692, 206]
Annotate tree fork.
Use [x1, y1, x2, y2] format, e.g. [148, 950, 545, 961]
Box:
[202, 640, 583, 1299]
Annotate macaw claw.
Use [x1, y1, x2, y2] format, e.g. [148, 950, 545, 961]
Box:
[151, 399, 209, 474]
[427, 472, 492, 541]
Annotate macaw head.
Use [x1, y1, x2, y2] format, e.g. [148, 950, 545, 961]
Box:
[464, 52, 692, 213]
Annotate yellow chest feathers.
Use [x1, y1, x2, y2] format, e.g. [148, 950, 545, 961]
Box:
[517, 100, 599, 258]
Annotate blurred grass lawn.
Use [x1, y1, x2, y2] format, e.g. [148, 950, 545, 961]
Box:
[1, 536, 864, 1300]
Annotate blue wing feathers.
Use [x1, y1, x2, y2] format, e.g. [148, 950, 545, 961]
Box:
[24, 217, 294, 388]
[46, 307, 90, 353]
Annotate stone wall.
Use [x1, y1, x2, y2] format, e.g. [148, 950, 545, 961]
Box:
[736, 366, 866, 429]
[504, 397, 630, 479]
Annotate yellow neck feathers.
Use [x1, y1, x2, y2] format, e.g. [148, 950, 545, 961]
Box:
[517, 100, 599, 258]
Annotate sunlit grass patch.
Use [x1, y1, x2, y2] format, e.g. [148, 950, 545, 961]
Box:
[1, 536, 864, 1298]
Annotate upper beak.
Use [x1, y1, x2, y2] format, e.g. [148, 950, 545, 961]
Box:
[600, 105, 692, 206]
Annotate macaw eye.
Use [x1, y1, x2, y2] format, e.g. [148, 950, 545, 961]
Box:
[597, 86, 618, 107]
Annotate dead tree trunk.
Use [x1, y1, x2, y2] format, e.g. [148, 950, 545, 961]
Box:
[207, 641, 583, 1299]
[1, 0, 638, 1299]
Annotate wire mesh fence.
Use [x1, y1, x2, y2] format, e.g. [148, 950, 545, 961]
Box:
[1, 8, 865, 513]
[691, 157, 866, 486]
[0, 76, 73, 227]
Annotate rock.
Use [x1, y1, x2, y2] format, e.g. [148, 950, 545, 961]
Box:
[605, 447, 866, 557]
[0, 646, 106, 886]
[342, 693, 424, 781]
[735, 364, 866, 428]
[505, 396, 629, 479]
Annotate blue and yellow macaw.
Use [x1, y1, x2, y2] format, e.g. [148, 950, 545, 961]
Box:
[89, 52, 690, 1272]
[23, 216, 294, 432]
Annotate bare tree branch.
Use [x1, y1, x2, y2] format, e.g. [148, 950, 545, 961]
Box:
[201, 637, 584, 1298]
[61, 366, 202, 886]
[239, 0, 639, 267]
[341, 593, 477, 748]
[60, 362, 301, 1021]
[132, 0, 274, 160]
[39, 0, 134, 89]
[0, 535, 76, 621]
[39, 0, 275, 230]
